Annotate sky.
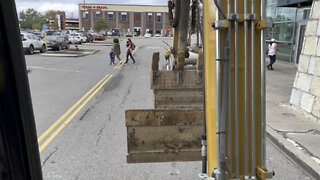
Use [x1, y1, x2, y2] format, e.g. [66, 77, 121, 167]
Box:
[15, 0, 167, 18]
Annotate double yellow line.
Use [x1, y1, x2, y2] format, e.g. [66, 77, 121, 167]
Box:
[113, 47, 139, 70]
[38, 74, 113, 153]
[114, 61, 124, 69]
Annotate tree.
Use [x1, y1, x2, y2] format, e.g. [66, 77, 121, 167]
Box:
[19, 8, 42, 29]
[44, 10, 56, 19]
[44, 10, 59, 30]
[94, 19, 108, 32]
[32, 22, 41, 30]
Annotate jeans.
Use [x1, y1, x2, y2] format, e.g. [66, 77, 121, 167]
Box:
[268, 55, 276, 69]
[125, 51, 135, 63]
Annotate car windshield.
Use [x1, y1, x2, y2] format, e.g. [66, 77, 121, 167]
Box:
[53, 32, 61, 35]
[46, 36, 58, 40]
[46, 31, 56, 35]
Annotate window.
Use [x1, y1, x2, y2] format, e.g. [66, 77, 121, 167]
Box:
[83, 11, 89, 19]
[275, 7, 296, 22]
[266, 6, 276, 21]
[147, 13, 153, 22]
[121, 12, 127, 22]
[273, 22, 295, 41]
[107, 12, 114, 21]
[156, 13, 161, 22]
[96, 12, 101, 20]
[297, 8, 311, 21]
[267, 0, 277, 5]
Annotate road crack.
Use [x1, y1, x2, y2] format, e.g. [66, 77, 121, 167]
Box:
[120, 82, 133, 108]
[79, 107, 91, 121]
[96, 120, 107, 146]
[108, 113, 111, 122]
[42, 146, 59, 167]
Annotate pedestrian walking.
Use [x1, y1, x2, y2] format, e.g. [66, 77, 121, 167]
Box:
[113, 38, 122, 63]
[267, 38, 278, 70]
[109, 48, 115, 65]
[124, 38, 136, 65]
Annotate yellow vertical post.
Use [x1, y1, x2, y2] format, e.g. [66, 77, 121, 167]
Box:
[203, 0, 217, 175]
[173, 27, 179, 58]
[203, 0, 272, 179]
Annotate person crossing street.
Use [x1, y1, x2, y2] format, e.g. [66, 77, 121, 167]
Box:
[124, 38, 136, 65]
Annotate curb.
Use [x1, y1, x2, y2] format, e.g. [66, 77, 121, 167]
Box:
[40, 50, 99, 57]
[84, 43, 113, 46]
[266, 126, 320, 180]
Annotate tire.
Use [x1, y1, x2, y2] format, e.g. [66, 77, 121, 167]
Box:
[58, 44, 62, 51]
[40, 44, 46, 53]
[28, 45, 34, 55]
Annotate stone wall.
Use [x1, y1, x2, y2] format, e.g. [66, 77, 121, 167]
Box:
[290, 0, 320, 122]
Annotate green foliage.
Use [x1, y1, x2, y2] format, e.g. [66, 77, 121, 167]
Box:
[43, 10, 59, 30]
[44, 10, 56, 19]
[18, 9, 63, 30]
[19, 8, 43, 29]
[94, 19, 108, 32]
[32, 23, 42, 30]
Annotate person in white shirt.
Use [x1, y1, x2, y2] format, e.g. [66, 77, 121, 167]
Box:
[267, 38, 278, 70]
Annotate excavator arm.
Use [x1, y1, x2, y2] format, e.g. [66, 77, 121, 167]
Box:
[125, 1, 274, 179]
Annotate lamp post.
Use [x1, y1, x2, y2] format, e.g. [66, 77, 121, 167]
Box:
[82, 0, 87, 31]
[42, 18, 49, 52]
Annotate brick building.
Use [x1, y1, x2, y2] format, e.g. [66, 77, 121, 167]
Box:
[78, 3, 171, 36]
[65, 18, 79, 31]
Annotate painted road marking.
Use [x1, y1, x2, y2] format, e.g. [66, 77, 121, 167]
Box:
[28, 66, 86, 73]
[38, 74, 113, 153]
[114, 47, 139, 70]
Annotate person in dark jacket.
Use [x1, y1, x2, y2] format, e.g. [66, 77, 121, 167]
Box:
[113, 38, 122, 63]
[124, 38, 136, 64]
[109, 48, 115, 65]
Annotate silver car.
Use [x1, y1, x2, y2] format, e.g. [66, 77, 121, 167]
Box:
[21, 32, 46, 54]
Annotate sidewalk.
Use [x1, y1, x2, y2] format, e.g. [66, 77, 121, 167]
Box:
[266, 60, 320, 179]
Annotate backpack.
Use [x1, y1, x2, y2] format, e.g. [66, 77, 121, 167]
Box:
[131, 42, 136, 50]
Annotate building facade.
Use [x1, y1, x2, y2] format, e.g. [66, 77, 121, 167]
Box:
[78, 3, 170, 36]
[266, 0, 312, 63]
[290, 0, 320, 123]
[65, 18, 80, 31]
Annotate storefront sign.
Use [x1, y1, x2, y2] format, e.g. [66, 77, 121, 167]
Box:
[81, 5, 108, 10]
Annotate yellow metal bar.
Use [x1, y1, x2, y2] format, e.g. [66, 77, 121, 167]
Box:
[203, 0, 217, 175]
[204, 0, 270, 179]
[173, 27, 179, 58]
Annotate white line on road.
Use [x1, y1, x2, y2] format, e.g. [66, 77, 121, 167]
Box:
[28, 66, 86, 73]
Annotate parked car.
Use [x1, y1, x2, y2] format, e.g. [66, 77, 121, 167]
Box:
[46, 35, 69, 51]
[144, 33, 152, 38]
[46, 30, 56, 36]
[86, 34, 94, 43]
[32, 31, 44, 39]
[68, 33, 87, 44]
[21, 32, 46, 54]
[94, 34, 105, 41]
[125, 32, 133, 37]
[154, 33, 161, 37]
[106, 31, 112, 36]
[111, 28, 120, 37]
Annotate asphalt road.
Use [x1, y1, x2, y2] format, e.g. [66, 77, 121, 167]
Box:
[25, 38, 313, 180]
